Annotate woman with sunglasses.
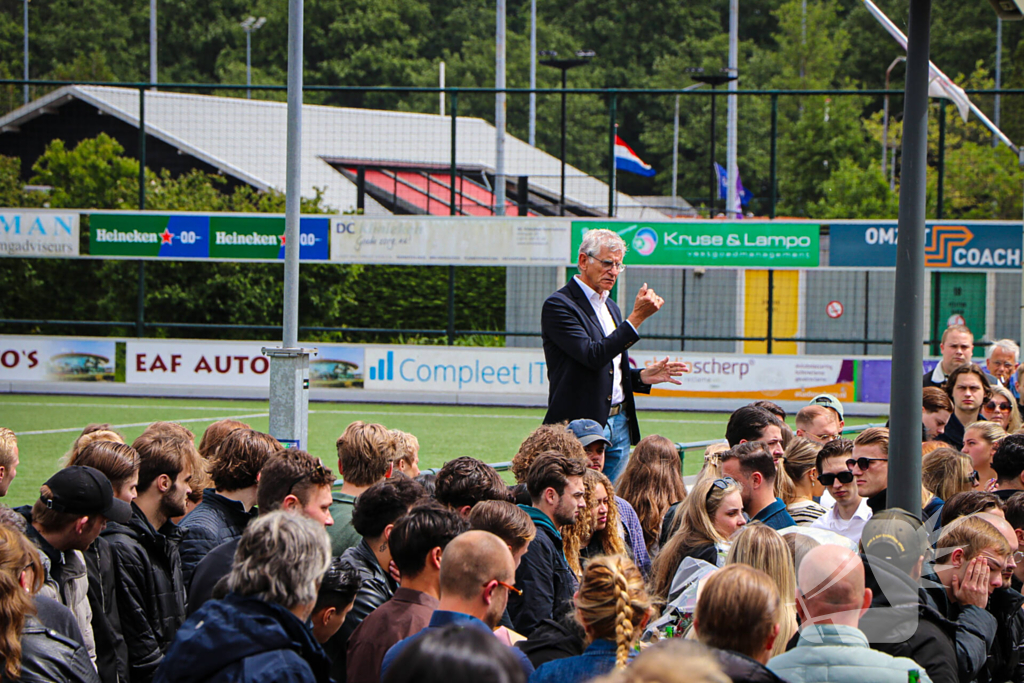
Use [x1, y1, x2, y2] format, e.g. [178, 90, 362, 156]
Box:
[963, 421, 1007, 490]
[649, 477, 745, 601]
[981, 385, 1022, 434]
[923, 447, 981, 504]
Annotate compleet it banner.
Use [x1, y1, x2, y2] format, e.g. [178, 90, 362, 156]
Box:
[363, 346, 549, 394]
[829, 222, 1023, 269]
[0, 335, 115, 381]
[630, 351, 854, 401]
[572, 221, 820, 267]
[0, 211, 79, 257]
[89, 213, 329, 260]
[331, 217, 572, 266]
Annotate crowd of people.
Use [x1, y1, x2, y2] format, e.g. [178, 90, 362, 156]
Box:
[0, 342, 1019, 683]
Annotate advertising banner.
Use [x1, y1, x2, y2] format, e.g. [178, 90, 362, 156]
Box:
[572, 221, 820, 268]
[630, 351, 855, 402]
[363, 346, 549, 394]
[90, 213, 329, 260]
[331, 217, 572, 266]
[829, 222, 1023, 269]
[0, 211, 79, 257]
[0, 336, 115, 381]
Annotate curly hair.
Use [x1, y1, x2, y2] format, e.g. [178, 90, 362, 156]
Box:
[576, 555, 651, 669]
[615, 435, 687, 554]
[511, 422, 587, 483]
[563, 469, 626, 578]
[0, 525, 43, 679]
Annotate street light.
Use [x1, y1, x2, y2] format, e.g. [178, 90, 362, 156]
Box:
[23, 0, 29, 105]
[882, 56, 905, 185]
[241, 17, 267, 99]
[688, 68, 738, 218]
[540, 49, 595, 216]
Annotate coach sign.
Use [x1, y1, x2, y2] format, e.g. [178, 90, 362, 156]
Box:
[0, 211, 79, 257]
[829, 222, 1023, 269]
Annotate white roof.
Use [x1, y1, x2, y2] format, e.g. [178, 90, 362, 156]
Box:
[0, 85, 650, 217]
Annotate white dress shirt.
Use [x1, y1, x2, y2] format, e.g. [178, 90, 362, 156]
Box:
[811, 497, 872, 546]
[574, 275, 635, 406]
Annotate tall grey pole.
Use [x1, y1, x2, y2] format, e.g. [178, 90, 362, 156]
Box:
[149, 0, 157, 87]
[246, 31, 252, 99]
[528, 0, 536, 146]
[800, 0, 807, 80]
[995, 17, 1002, 146]
[22, 0, 28, 105]
[264, 0, 312, 451]
[494, 0, 507, 215]
[888, 0, 931, 515]
[672, 95, 680, 214]
[726, 0, 739, 217]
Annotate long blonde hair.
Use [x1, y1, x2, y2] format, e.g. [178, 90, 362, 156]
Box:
[725, 524, 797, 658]
[649, 476, 742, 600]
[564, 469, 626, 578]
[576, 555, 651, 669]
[781, 438, 821, 504]
[0, 526, 43, 679]
[616, 435, 688, 554]
[923, 447, 976, 502]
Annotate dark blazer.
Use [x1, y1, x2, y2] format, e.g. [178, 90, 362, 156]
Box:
[541, 277, 651, 445]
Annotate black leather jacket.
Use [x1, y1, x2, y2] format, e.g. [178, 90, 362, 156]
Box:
[5, 616, 99, 683]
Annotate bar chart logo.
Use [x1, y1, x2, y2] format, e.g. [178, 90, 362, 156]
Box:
[368, 351, 394, 381]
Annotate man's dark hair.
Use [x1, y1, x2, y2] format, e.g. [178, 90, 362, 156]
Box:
[208, 429, 281, 491]
[943, 363, 992, 402]
[816, 438, 855, 474]
[720, 442, 776, 482]
[256, 449, 335, 513]
[1005, 492, 1024, 532]
[390, 503, 469, 579]
[414, 473, 436, 497]
[132, 429, 198, 494]
[922, 387, 953, 413]
[314, 557, 362, 613]
[725, 406, 783, 447]
[351, 477, 426, 539]
[435, 457, 513, 509]
[750, 401, 786, 421]
[940, 491, 1004, 527]
[993, 434, 1024, 483]
[525, 451, 587, 501]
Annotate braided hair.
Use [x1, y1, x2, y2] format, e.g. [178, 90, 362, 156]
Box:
[575, 555, 651, 669]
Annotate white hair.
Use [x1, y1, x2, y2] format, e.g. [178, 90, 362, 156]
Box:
[578, 229, 627, 259]
[226, 511, 332, 609]
[987, 339, 1020, 361]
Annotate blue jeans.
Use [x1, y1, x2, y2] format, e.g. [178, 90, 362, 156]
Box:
[602, 411, 631, 483]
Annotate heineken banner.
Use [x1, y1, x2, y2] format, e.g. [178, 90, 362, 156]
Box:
[89, 213, 330, 260]
[572, 221, 820, 267]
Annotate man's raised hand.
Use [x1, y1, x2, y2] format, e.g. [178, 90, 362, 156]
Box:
[627, 283, 664, 328]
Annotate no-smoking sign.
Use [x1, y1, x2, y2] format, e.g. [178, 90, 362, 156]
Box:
[826, 301, 844, 319]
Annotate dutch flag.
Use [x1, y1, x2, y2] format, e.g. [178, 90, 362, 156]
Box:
[614, 135, 656, 177]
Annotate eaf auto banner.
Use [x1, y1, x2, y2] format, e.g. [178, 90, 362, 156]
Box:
[572, 221, 820, 268]
[331, 217, 572, 266]
[0, 211, 79, 257]
[89, 213, 329, 260]
[0, 335, 115, 381]
[126, 340, 365, 388]
[630, 351, 854, 401]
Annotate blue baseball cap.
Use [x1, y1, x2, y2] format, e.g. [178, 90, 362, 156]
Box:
[567, 419, 612, 448]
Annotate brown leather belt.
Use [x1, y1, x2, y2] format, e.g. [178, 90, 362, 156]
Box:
[608, 404, 623, 417]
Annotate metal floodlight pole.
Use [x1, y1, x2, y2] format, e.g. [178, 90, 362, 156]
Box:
[995, 17, 1003, 145]
[540, 52, 594, 217]
[690, 71, 737, 218]
[241, 17, 266, 100]
[264, 0, 312, 451]
[495, 0, 507, 216]
[560, 68, 568, 215]
[672, 95, 680, 213]
[528, 0, 536, 146]
[888, 0, 931, 515]
[882, 57, 905, 178]
[726, 0, 739, 218]
[150, 0, 157, 88]
[22, 0, 28, 105]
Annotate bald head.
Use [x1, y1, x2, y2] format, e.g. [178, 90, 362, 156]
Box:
[977, 512, 1017, 550]
[439, 530, 514, 600]
[798, 544, 869, 627]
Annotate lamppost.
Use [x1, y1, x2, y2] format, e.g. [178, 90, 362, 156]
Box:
[882, 56, 905, 184]
[23, 0, 29, 105]
[688, 68, 738, 218]
[540, 49, 595, 216]
[241, 17, 267, 99]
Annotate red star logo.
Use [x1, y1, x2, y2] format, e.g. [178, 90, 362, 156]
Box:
[160, 228, 174, 245]
[279, 234, 286, 246]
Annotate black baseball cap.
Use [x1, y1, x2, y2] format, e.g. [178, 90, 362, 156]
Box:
[861, 508, 928, 572]
[41, 466, 132, 524]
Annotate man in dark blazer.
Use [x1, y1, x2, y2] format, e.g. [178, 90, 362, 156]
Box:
[541, 228, 684, 482]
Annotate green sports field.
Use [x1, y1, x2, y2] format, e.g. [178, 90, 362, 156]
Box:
[0, 394, 879, 509]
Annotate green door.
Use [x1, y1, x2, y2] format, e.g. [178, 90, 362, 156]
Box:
[931, 272, 986, 357]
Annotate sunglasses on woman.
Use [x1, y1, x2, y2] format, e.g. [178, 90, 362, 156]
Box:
[705, 477, 736, 501]
[985, 400, 1013, 412]
[818, 471, 855, 487]
[968, 470, 981, 485]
